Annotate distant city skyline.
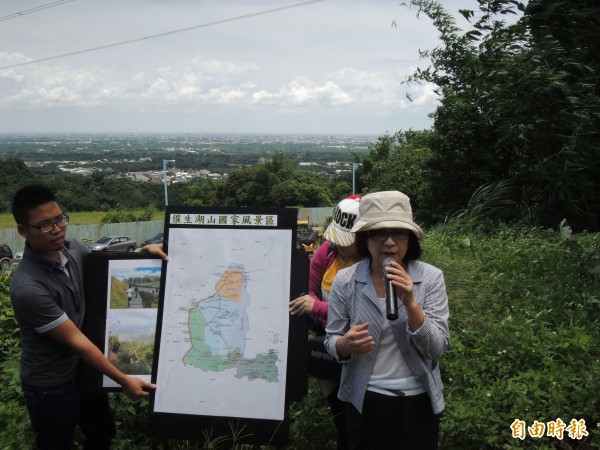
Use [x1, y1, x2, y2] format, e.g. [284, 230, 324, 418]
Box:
[1, 0, 486, 135]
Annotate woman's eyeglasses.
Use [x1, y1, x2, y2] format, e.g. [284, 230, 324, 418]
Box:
[366, 229, 410, 242]
[27, 214, 70, 233]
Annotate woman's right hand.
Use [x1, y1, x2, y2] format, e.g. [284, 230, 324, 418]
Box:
[336, 323, 375, 358]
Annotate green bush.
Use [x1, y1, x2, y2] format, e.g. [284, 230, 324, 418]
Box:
[423, 224, 599, 449]
[1, 225, 598, 449]
[0, 289, 37, 447]
[101, 208, 156, 224]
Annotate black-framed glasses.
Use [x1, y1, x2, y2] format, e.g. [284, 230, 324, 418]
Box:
[27, 214, 69, 233]
[366, 229, 410, 242]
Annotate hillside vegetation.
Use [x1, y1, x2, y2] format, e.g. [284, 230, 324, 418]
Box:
[1, 223, 598, 449]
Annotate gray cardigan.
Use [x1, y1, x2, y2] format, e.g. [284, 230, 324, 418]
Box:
[324, 258, 450, 414]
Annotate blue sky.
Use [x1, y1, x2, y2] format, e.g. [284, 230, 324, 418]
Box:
[0, 0, 485, 135]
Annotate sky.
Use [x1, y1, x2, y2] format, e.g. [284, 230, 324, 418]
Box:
[0, 0, 480, 135]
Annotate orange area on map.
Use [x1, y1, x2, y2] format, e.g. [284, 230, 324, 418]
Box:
[215, 270, 244, 302]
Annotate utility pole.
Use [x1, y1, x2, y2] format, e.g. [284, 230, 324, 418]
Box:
[163, 159, 176, 207]
[352, 162, 360, 194]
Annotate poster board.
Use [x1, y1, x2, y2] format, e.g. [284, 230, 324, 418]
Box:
[146, 206, 307, 445]
[81, 251, 163, 392]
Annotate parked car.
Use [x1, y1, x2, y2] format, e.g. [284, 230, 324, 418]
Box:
[0, 243, 14, 269]
[88, 236, 137, 252]
[15, 251, 23, 261]
[142, 232, 164, 246]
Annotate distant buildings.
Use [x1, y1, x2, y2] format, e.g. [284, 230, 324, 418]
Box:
[24, 159, 228, 183]
[25, 136, 366, 183]
[128, 168, 227, 183]
[25, 157, 354, 184]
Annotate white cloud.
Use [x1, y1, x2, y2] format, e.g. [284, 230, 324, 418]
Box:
[251, 90, 276, 104]
[0, 0, 485, 133]
[275, 78, 353, 107]
[0, 52, 32, 68]
[0, 50, 441, 125]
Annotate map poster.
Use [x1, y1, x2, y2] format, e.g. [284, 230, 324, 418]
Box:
[80, 252, 164, 392]
[147, 206, 308, 445]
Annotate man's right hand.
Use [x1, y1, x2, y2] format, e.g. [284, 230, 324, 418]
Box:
[121, 376, 156, 399]
[137, 243, 168, 261]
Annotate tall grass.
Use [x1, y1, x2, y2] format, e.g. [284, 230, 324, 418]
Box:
[1, 224, 598, 449]
[424, 223, 599, 450]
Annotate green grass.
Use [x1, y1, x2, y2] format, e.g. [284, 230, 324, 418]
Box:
[0, 211, 164, 228]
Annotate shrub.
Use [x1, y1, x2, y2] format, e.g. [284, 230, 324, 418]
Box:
[0, 292, 36, 447]
[1, 225, 598, 449]
[423, 224, 599, 449]
[101, 208, 156, 224]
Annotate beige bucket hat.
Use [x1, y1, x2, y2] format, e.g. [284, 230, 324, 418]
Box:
[350, 191, 424, 240]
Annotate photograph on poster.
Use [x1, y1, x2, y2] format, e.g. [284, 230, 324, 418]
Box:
[103, 258, 162, 388]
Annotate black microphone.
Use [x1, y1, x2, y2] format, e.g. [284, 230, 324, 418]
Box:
[383, 257, 398, 320]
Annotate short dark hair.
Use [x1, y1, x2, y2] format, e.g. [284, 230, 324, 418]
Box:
[12, 185, 57, 225]
[355, 230, 422, 263]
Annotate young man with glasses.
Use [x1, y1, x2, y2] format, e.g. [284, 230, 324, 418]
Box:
[9, 185, 165, 450]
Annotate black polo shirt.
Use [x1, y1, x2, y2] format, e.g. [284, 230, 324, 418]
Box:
[10, 239, 89, 387]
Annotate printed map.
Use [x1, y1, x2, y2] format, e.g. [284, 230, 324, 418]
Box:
[183, 263, 279, 382]
[153, 227, 291, 420]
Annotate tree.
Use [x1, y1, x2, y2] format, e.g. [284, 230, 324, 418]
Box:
[216, 151, 332, 207]
[170, 178, 218, 207]
[357, 130, 435, 222]
[406, 0, 600, 231]
[0, 159, 51, 212]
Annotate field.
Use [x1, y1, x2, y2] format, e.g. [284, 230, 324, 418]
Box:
[0, 211, 164, 229]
